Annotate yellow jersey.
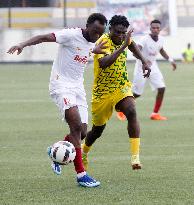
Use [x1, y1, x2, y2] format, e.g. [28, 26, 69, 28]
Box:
[183, 48, 194, 62]
[92, 33, 131, 100]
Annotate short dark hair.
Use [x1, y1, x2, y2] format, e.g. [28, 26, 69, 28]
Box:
[109, 15, 130, 28]
[87, 13, 107, 26]
[150, 19, 161, 25]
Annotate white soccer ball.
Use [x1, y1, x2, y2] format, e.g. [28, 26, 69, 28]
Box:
[50, 141, 76, 165]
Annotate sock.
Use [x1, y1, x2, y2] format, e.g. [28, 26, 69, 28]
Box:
[130, 138, 140, 156]
[82, 142, 92, 154]
[74, 148, 85, 174]
[153, 98, 163, 113]
[77, 171, 86, 178]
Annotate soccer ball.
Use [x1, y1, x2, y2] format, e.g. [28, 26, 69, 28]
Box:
[49, 141, 76, 165]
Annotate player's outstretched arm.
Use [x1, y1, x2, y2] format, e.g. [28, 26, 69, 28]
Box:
[98, 28, 133, 69]
[7, 33, 56, 55]
[128, 41, 151, 78]
[160, 48, 177, 70]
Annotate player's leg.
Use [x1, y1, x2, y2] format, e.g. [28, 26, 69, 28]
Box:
[115, 96, 141, 169]
[154, 87, 165, 113]
[82, 97, 113, 170]
[82, 124, 106, 170]
[49, 91, 100, 187]
[65, 123, 87, 140]
[149, 70, 167, 120]
[117, 70, 146, 121]
[65, 106, 100, 187]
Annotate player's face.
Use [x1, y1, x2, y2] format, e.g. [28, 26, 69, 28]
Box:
[87, 21, 106, 43]
[150, 23, 161, 36]
[109, 25, 128, 45]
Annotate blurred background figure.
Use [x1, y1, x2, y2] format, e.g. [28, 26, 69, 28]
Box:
[182, 43, 194, 63]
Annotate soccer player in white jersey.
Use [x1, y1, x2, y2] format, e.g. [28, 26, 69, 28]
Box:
[133, 19, 177, 120]
[7, 13, 107, 187]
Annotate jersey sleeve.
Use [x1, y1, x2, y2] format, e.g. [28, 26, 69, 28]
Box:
[95, 35, 111, 60]
[54, 28, 73, 45]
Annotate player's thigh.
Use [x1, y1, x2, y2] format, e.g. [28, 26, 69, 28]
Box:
[132, 72, 147, 95]
[65, 106, 82, 127]
[50, 91, 77, 120]
[114, 83, 133, 110]
[149, 71, 165, 90]
[115, 95, 136, 118]
[92, 98, 113, 126]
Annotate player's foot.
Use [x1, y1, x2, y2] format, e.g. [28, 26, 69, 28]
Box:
[47, 146, 62, 175]
[82, 152, 89, 171]
[150, 113, 167, 120]
[51, 161, 62, 175]
[77, 174, 100, 187]
[47, 146, 52, 157]
[131, 155, 142, 170]
[117, 112, 126, 121]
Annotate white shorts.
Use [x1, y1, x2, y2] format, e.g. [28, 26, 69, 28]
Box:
[50, 87, 88, 124]
[132, 63, 165, 95]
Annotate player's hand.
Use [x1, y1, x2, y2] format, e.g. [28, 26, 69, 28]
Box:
[146, 60, 152, 67]
[123, 28, 134, 47]
[92, 40, 108, 54]
[171, 62, 177, 71]
[7, 44, 24, 55]
[142, 63, 151, 78]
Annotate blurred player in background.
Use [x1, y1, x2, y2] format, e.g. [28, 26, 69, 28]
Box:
[7, 13, 107, 188]
[82, 15, 151, 171]
[182, 43, 194, 63]
[118, 19, 177, 121]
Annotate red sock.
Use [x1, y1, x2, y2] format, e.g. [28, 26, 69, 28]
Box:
[74, 148, 85, 174]
[64, 135, 84, 174]
[153, 98, 163, 113]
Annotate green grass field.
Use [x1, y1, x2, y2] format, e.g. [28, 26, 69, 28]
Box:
[0, 62, 194, 205]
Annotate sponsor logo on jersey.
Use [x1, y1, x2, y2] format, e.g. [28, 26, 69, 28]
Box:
[74, 55, 88, 64]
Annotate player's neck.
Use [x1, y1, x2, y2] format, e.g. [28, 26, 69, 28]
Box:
[81, 29, 91, 42]
[150, 34, 158, 42]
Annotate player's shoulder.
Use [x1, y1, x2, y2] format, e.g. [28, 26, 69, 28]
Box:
[139, 34, 150, 43]
[141, 34, 150, 41]
[158, 35, 165, 43]
[96, 33, 110, 44]
[60, 27, 81, 35]
[137, 34, 149, 46]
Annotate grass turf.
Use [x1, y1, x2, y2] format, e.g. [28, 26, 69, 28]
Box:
[0, 62, 194, 205]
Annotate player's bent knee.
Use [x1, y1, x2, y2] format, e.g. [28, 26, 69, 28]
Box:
[71, 123, 82, 134]
[125, 107, 137, 120]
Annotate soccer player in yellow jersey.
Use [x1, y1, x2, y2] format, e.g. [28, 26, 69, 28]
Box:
[82, 15, 151, 171]
[182, 43, 194, 62]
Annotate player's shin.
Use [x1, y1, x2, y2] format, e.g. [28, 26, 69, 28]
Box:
[63, 134, 86, 174]
[74, 147, 86, 175]
[129, 137, 142, 169]
[81, 143, 91, 171]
